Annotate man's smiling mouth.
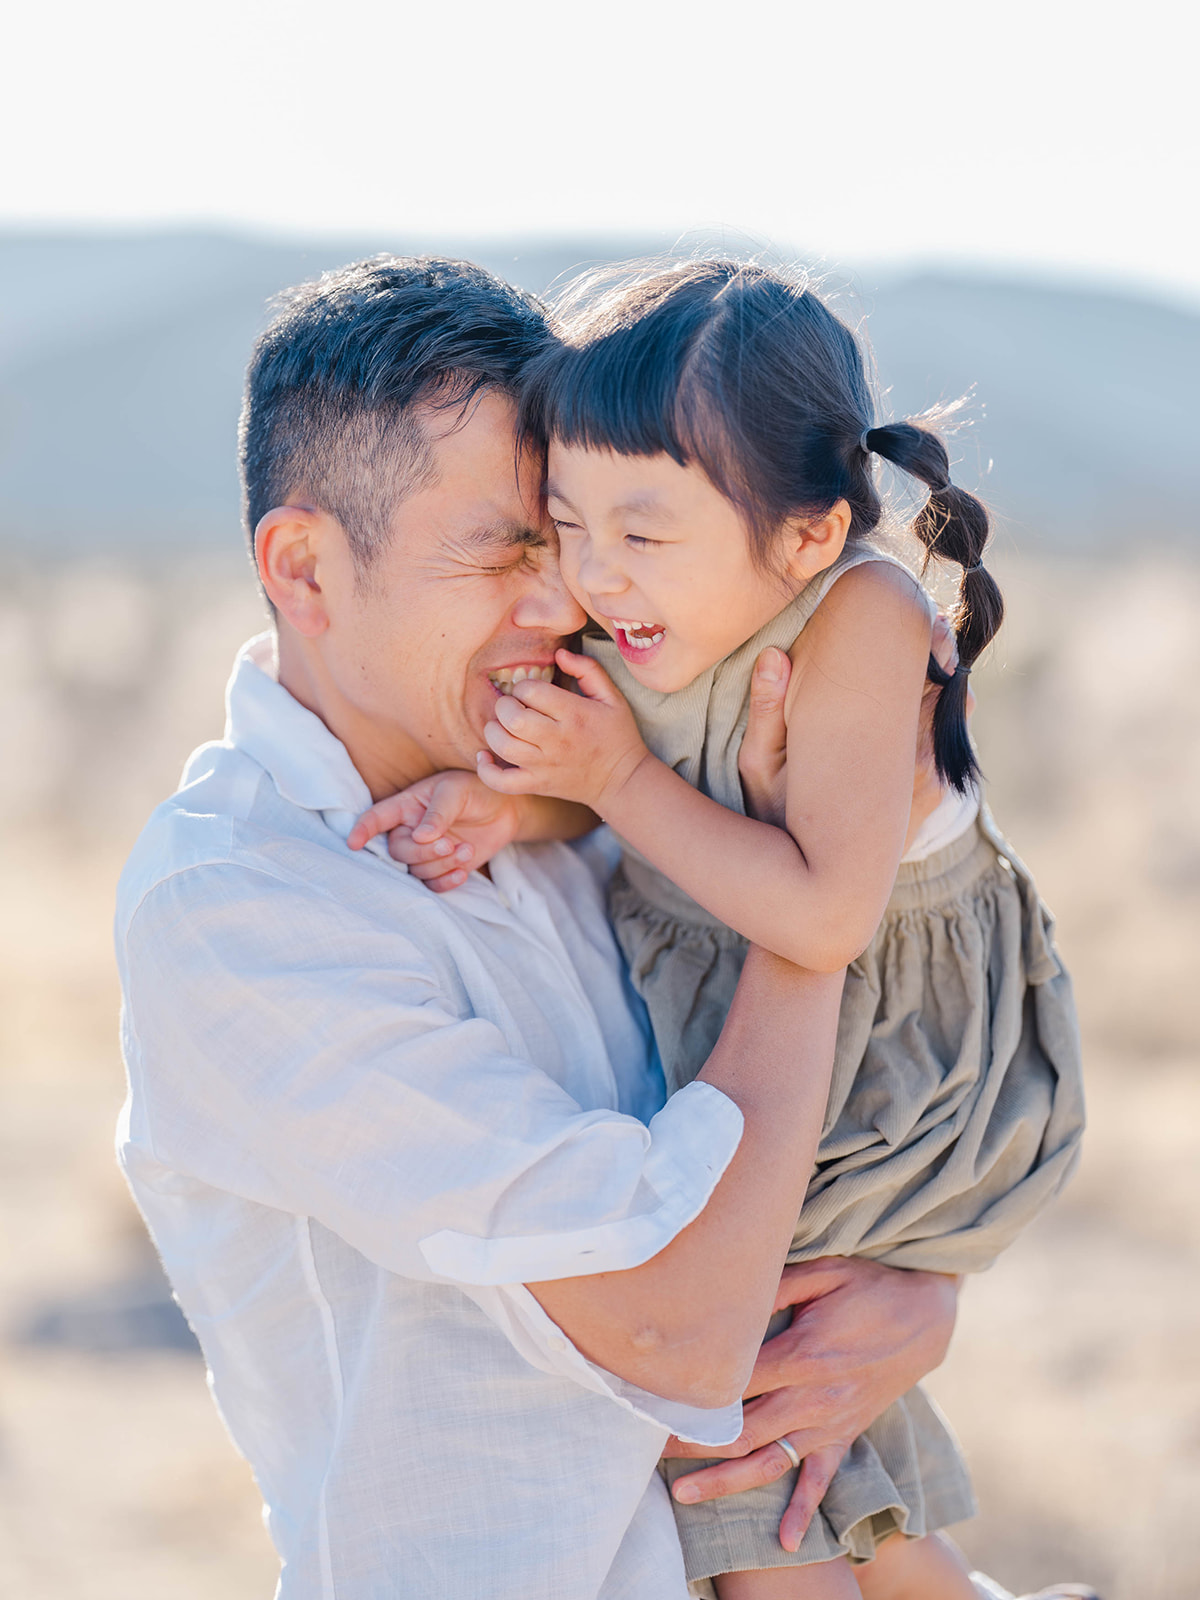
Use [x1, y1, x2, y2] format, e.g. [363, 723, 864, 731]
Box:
[487, 664, 556, 692]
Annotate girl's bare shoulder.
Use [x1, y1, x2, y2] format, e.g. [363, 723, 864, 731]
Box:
[787, 556, 933, 673]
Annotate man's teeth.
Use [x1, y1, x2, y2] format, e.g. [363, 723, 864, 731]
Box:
[489, 665, 556, 689]
[611, 620, 666, 650]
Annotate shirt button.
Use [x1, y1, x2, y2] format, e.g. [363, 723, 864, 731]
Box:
[547, 1335, 567, 1352]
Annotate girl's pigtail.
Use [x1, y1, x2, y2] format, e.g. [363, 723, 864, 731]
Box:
[862, 421, 1004, 794]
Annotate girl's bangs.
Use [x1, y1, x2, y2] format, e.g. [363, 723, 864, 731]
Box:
[524, 323, 746, 520]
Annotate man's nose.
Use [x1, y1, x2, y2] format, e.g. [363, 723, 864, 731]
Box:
[512, 555, 588, 635]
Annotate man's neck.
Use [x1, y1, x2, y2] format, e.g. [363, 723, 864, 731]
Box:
[276, 630, 435, 802]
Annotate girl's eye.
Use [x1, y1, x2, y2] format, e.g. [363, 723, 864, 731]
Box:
[624, 534, 660, 549]
[551, 518, 581, 536]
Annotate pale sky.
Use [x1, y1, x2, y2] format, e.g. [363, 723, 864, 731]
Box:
[5, 0, 1197, 304]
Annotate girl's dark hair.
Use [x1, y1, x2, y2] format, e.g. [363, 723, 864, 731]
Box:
[521, 258, 1002, 793]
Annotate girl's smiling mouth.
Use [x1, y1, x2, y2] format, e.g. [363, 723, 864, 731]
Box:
[605, 618, 667, 663]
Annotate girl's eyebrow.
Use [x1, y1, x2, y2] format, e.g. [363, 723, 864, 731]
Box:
[545, 482, 673, 523]
[544, 480, 579, 513]
[615, 491, 673, 522]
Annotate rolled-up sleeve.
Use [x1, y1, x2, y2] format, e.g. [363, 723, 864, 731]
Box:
[120, 861, 743, 1291]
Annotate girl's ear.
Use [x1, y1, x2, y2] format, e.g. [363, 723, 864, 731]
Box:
[780, 499, 851, 584]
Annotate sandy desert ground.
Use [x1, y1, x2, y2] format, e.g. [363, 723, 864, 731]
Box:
[0, 547, 1197, 1599]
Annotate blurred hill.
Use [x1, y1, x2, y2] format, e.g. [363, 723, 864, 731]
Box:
[0, 229, 1196, 553]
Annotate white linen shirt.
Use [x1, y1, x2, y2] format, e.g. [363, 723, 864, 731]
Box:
[116, 635, 745, 1600]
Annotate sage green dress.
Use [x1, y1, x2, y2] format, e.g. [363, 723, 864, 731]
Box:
[584, 546, 1086, 1586]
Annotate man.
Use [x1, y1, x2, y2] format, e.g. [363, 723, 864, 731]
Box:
[116, 256, 962, 1599]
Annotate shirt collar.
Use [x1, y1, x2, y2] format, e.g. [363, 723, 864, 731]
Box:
[221, 635, 537, 911]
[223, 633, 376, 839]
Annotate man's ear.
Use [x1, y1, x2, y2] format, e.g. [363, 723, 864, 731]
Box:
[255, 506, 331, 637]
[780, 499, 851, 585]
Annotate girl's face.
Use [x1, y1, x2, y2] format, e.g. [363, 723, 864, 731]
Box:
[547, 442, 842, 693]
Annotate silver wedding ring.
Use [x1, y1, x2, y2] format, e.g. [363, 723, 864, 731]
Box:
[774, 1436, 802, 1471]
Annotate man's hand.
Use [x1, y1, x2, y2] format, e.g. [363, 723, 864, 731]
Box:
[663, 1257, 959, 1552]
[348, 770, 524, 891]
[737, 617, 973, 843]
[738, 647, 792, 826]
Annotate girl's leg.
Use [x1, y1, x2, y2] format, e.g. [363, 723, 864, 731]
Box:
[714, 1556, 862, 1600]
[853, 1531, 977, 1600]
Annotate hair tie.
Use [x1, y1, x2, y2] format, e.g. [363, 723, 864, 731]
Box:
[960, 562, 984, 575]
[859, 427, 873, 453]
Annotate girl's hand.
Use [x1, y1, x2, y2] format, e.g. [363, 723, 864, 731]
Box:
[347, 770, 524, 892]
[476, 647, 651, 811]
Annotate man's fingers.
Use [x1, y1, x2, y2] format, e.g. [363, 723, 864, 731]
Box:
[747, 646, 791, 724]
[669, 1440, 799, 1506]
[738, 646, 791, 826]
[771, 1258, 844, 1314]
[778, 1444, 847, 1553]
[734, 1388, 842, 1454]
[661, 1434, 743, 1461]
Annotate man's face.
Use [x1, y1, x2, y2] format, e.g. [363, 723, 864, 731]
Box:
[319, 391, 586, 784]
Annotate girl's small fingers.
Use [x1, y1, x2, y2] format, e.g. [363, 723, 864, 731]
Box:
[426, 867, 468, 893]
[483, 718, 540, 766]
[554, 647, 619, 704]
[509, 677, 577, 716]
[411, 807, 454, 844]
[409, 845, 474, 881]
[475, 751, 539, 794]
[348, 795, 413, 850]
[493, 693, 548, 742]
[409, 856, 463, 882]
[387, 828, 456, 867]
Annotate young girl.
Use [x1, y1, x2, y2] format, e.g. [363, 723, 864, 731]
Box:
[351, 260, 1086, 1600]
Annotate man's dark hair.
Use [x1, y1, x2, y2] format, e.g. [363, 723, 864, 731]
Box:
[239, 255, 552, 575]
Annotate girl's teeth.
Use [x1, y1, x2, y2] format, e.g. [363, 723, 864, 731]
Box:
[614, 623, 665, 650]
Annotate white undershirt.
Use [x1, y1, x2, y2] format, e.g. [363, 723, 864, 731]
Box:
[902, 780, 981, 862]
